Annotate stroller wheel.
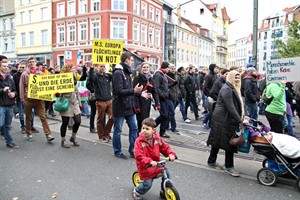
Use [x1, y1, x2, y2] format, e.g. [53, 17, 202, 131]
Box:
[295, 177, 300, 192]
[257, 168, 278, 186]
[262, 158, 268, 168]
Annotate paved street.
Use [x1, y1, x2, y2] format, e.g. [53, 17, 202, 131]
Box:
[1, 109, 300, 199]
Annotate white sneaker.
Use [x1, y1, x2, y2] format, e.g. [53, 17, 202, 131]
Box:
[184, 119, 191, 123]
[132, 188, 143, 200]
[225, 168, 240, 177]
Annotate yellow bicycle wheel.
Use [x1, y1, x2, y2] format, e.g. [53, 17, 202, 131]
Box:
[165, 182, 180, 200]
[132, 171, 141, 187]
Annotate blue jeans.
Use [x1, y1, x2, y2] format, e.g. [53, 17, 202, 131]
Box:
[245, 103, 258, 123]
[284, 114, 294, 136]
[81, 101, 90, 116]
[17, 100, 35, 129]
[175, 97, 187, 121]
[165, 99, 176, 131]
[0, 106, 14, 144]
[113, 114, 138, 154]
[135, 168, 171, 195]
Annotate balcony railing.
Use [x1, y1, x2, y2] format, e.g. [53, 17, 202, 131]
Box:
[216, 46, 227, 54]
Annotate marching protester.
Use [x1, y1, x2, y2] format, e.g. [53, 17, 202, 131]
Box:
[112, 52, 150, 159]
[176, 66, 190, 123]
[19, 56, 54, 142]
[133, 62, 160, 133]
[86, 64, 97, 134]
[207, 70, 244, 177]
[88, 64, 114, 143]
[165, 64, 180, 133]
[0, 55, 19, 148]
[153, 61, 171, 138]
[57, 64, 81, 148]
[184, 65, 200, 121]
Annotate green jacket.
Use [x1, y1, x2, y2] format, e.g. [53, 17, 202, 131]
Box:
[265, 82, 286, 116]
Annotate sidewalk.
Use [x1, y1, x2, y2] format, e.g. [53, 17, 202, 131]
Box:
[14, 109, 300, 180]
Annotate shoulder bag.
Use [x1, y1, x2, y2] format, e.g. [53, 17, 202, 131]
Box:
[54, 97, 70, 112]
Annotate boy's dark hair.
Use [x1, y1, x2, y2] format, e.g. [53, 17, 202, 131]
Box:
[121, 52, 132, 62]
[161, 61, 169, 69]
[142, 117, 156, 128]
[0, 55, 7, 62]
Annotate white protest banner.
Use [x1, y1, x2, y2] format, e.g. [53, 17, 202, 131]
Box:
[266, 57, 300, 83]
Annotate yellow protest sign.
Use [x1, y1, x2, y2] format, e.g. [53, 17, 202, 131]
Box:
[28, 73, 75, 101]
[92, 39, 124, 64]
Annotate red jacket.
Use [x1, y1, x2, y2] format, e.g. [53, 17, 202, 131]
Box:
[134, 132, 176, 180]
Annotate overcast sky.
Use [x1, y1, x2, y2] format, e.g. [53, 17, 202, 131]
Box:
[166, 0, 300, 44]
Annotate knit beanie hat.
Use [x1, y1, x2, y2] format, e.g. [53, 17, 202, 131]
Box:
[246, 67, 256, 74]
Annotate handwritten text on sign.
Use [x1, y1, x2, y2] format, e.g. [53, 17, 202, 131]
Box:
[266, 57, 300, 83]
[92, 39, 124, 64]
[28, 73, 75, 100]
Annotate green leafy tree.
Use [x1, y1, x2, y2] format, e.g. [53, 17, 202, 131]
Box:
[276, 19, 300, 58]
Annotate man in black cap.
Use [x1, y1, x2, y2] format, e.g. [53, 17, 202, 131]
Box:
[153, 61, 171, 138]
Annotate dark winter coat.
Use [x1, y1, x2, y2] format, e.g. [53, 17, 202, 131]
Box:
[176, 73, 186, 98]
[88, 67, 112, 101]
[166, 72, 179, 101]
[112, 63, 136, 117]
[152, 70, 169, 102]
[203, 72, 217, 96]
[243, 74, 260, 104]
[13, 71, 22, 101]
[0, 74, 16, 106]
[184, 72, 197, 94]
[209, 77, 226, 101]
[133, 73, 159, 121]
[208, 82, 243, 151]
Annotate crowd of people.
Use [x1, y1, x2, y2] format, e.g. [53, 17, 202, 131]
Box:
[1, 53, 300, 168]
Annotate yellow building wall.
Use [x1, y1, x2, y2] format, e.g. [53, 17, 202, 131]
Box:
[14, 0, 52, 55]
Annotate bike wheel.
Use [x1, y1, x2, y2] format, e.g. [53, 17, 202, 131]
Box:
[164, 181, 180, 200]
[132, 171, 141, 187]
[257, 167, 278, 186]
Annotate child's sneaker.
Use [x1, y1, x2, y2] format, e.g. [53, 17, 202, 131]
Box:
[27, 135, 34, 142]
[132, 188, 143, 200]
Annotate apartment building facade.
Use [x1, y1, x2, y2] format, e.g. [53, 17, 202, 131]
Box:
[15, 0, 53, 66]
[52, 0, 163, 68]
[0, 0, 16, 61]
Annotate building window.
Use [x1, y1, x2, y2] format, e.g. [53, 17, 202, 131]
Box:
[191, 51, 193, 63]
[186, 34, 189, 44]
[155, 9, 160, 23]
[68, 1, 76, 16]
[19, 0, 24, 5]
[141, 25, 147, 43]
[57, 3, 65, 18]
[41, 30, 48, 45]
[133, 0, 140, 14]
[29, 31, 34, 46]
[91, 0, 100, 12]
[11, 38, 15, 50]
[177, 48, 180, 61]
[155, 30, 160, 46]
[133, 22, 140, 41]
[21, 32, 26, 47]
[28, 10, 33, 23]
[68, 25, 75, 42]
[181, 49, 184, 61]
[2, 19, 7, 31]
[91, 21, 100, 39]
[111, 20, 126, 39]
[141, 3, 147, 17]
[186, 50, 189, 61]
[177, 30, 180, 41]
[149, 28, 154, 45]
[57, 27, 65, 43]
[149, 7, 154, 20]
[181, 32, 184, 42]
[79, 0, 87, 14]
[41, 7, 47, 21]
[10, 18, 14, 29]
[20, 12, 25, 24]
[79, 24, 87, 41]
[112, 0, 126, 11]
[3, 39, 8, 52]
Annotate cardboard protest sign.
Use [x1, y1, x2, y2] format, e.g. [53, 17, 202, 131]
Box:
[28, 73, 75, 100]
[266, 57, 300, 83]
[92, 39, 123, 64]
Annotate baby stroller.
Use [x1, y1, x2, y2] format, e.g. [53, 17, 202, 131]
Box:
[247, 122, 300, 192]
